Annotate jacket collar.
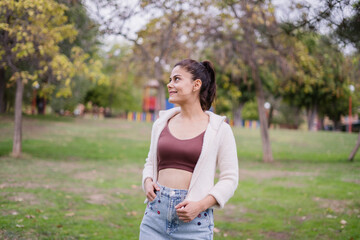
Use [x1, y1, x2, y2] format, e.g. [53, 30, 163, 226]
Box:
[158, 107, 226, 131]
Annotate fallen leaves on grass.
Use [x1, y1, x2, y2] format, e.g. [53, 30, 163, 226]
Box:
[65, 212, 75, 217]
[126, 211, 137, 216]
[213, 227, 220, 233]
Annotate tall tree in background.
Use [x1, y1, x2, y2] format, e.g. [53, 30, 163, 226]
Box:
[290, 0, 360, 160]
[275, 32, 348, 131]
[0, 0, 107, 157]
[215, 0, 282, 162]
[0, 0, 77, 157]
[50, 0, 102, 114]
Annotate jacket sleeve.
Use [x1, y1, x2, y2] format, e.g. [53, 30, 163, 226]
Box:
[141, 120, 158, 192]
[208, 123, 239, 208]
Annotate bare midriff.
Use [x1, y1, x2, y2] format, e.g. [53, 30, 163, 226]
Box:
[158, 168, 192, 190]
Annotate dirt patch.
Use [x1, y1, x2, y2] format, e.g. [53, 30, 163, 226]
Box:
[5, 192, 40, 205]
[216, 204, 251, 222]
[0, 182, 56, 190]
[1, 209, 20, 216]
[86, 193, 121, 205]
[239, 169, 317, 180]
[61, 186, 101, 195]
[313, 197, 353, 214]
[73, 170, 103, 181]
[117, 167, 143, 175]
[263, 231, 291, 240]
[271, 181, 306, 188]
[34, 160, 85, 174]
[341, 178, 360, 185]
[293, 215, 311, 223]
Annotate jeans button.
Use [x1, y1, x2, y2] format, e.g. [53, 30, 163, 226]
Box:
[170, 191, 175, 196]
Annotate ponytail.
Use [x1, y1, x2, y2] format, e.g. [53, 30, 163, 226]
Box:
[200, 61, 216, 111]
[174, 59, 217, 111]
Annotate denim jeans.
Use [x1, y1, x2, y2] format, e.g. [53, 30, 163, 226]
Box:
[139, 182, 214, 240]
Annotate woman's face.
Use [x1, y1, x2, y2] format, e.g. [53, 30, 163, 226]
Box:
[167, 66, 200, 106]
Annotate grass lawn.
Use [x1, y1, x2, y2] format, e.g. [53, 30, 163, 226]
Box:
[0, 114, 359, 240]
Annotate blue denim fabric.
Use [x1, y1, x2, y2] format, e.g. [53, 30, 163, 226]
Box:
[139, 183, 214, 240]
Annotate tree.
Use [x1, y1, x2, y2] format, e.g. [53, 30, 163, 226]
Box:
[0, 0, 104, 157]
[275, 33, 349, 131]
[88, 0, 205, 111]
[347, 53, 360, 161]
[201, 42, 256, 126]
[48, 0, 102, 114]
[213, 0, 282, 162]
[284, 0, 360, 160]
[97, 43, 142, 113]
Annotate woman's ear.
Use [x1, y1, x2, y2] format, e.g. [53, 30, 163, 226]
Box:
[193, 79, 202, 92]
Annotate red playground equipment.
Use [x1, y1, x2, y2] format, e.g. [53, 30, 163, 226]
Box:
[143, 79, 159, 113]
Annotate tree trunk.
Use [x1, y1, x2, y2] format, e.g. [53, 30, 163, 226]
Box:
[268, 106, 273, 128]
[0, 68, 6, 113]
[251, 61, 273, 162]
[155, 62, 166, 111]
[307, 104, 317, 131]
[233, 102, 244, 127]
[294, 107, 301, 128]
[348, 131, 360, 161]
[12, 77, 24, 158]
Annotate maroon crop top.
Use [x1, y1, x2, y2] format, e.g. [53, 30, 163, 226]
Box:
[157, 121, 205, 173]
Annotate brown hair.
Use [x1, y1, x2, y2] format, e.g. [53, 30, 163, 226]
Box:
[174, 59, 216, 111]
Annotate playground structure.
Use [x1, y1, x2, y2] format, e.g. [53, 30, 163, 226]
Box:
[142, 79, 159, 113]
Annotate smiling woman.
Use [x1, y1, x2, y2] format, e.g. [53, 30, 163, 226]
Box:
[139, 59, 239, 240]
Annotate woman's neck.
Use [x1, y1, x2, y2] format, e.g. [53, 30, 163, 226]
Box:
[178, 103, 207, 122]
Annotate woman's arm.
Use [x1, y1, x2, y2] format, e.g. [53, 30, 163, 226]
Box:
[141, 121, 158, 192]
[175, 123, 239, 221]
[208, 123, 239, 208]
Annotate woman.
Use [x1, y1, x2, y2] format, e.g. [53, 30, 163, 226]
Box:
[139, 59, 239, 240]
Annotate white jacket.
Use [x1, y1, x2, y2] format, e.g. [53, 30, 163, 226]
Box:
[142, 107, 239, 208]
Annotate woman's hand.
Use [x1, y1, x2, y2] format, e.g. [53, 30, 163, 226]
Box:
[175, 195, 217, 222]
[144, 178, 160, 202]
[175, 200, 203, 222]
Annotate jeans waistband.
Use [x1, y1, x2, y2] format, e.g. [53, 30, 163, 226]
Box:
[156, 182, 188, 198]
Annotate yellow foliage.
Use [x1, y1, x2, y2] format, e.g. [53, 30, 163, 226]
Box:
[56, 87, 72, 98]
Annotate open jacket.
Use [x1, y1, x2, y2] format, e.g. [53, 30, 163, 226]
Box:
[142, 107, 239, 209]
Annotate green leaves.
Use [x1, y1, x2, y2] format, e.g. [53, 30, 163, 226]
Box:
[0, 0, 108, 101]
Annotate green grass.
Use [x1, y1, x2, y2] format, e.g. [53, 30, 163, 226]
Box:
[0, 114, 359, 239]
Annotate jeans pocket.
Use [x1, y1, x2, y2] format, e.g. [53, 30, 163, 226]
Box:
[148, 191, 159, 205]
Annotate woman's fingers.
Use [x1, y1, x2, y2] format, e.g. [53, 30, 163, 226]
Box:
[153, 182, 160, 191]
[146, 185, 158, 202]
[146, 190, 157, 201]
[144, 179, 159, 201]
